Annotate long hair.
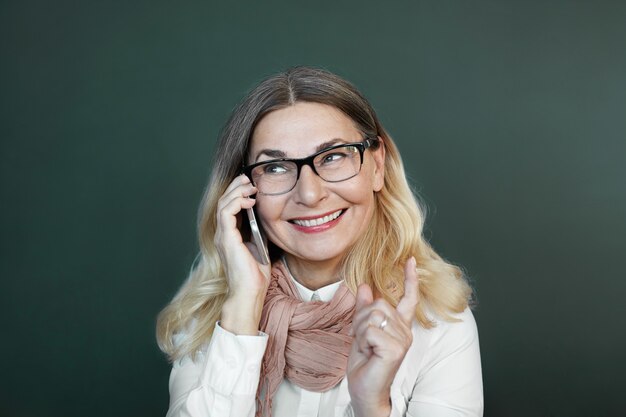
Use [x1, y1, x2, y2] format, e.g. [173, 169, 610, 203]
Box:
[156, 67, 472, 360]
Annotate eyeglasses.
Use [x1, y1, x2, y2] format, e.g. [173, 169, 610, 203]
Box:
[242, 137, 378, 196]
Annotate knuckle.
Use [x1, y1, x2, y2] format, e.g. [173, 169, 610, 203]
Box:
[371, 299, 389, 311]
[217, 204, 234, 222]
[217, 194, 228, 209]
[363, 325, 376, 339]
[368, 310, 385, 325]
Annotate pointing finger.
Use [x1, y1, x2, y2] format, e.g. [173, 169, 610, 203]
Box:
[396, 257, 420, 324]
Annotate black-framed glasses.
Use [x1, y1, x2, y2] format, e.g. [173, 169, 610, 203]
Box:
[242, 137, 378, 195]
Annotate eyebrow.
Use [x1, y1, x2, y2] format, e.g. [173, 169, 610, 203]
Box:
[254, 139, 347, 162]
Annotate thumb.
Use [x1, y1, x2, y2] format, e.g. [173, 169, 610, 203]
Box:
[355, 283, 374, 312]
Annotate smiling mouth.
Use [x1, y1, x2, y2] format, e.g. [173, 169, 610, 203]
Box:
[290, 209, 344, 227]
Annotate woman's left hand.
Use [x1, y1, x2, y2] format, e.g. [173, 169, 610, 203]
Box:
[347, 257, 420, 417]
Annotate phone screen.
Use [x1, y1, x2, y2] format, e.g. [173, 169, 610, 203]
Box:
[246, 207, 270, 265]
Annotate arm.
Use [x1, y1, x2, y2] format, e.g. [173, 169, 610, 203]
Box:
[405, 308, 483, 417]
[347, 258, 420, 417]
[215, 174, 272, 335]
[166, 324, 268, 417]
[166, 175, 272, 416]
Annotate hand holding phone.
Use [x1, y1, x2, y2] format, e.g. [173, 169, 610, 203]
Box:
[246, 207, 270, 265]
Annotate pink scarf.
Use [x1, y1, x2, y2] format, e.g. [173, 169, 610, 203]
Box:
[256, 261, 356, 417]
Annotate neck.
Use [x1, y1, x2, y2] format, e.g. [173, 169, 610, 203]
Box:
[283, 254, 342, 291]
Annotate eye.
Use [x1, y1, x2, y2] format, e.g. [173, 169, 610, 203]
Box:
[321, 151, 347, 164]
[262, 162, 290, 175]
[319, 146, 358, 165]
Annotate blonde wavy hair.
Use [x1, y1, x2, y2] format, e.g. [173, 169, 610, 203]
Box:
[157, 67, 473, 361]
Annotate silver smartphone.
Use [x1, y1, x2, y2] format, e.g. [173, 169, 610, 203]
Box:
[246, 207, 270, 265]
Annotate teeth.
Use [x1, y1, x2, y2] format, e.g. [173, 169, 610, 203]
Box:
[293, 210, 343, 227]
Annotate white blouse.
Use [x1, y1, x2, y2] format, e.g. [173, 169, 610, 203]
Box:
[165, 278, 483, 417]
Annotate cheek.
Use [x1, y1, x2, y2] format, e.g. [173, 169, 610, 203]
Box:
[361, 159, 382, 188]
[341, 180, 377, 212]
[347, 169, 379, 202]
[254, 198, 283, 229]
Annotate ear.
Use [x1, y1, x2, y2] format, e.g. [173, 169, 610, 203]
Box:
[371, 136, 386, 192]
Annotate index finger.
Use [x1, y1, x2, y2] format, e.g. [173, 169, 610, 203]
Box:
[396, 256, 420, 324]
[223, 174, 251, 196]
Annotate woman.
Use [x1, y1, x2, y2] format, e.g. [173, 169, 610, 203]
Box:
[157, 67, 483, 417]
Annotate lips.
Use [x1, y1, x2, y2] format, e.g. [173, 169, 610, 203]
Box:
[290, 209, 344, 227]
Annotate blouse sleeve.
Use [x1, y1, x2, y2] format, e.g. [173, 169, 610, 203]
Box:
[406, 308, 484, 417]
[166, 323, 268, 417]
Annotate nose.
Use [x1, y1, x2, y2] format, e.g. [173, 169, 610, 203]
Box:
[293, 165, 327, 206]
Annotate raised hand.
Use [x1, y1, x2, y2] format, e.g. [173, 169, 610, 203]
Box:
[347, 257, 420, 417]
[215, 174, 272, 335]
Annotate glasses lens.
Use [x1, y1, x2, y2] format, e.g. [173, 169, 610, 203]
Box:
[314, 145, 361, 182]
[251, 160, 298, 195]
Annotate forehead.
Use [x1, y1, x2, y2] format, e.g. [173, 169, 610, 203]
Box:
[249, 102, 362, 158]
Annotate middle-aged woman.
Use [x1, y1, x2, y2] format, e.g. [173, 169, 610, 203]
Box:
[157, 66, 483, 417]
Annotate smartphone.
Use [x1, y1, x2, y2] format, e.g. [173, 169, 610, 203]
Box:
[246, 207, 270, 265]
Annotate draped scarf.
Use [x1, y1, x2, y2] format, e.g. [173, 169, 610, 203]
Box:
[256, 260, 356, 417]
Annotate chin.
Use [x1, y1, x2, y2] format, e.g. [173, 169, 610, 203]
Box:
[289, 245, 353, 263]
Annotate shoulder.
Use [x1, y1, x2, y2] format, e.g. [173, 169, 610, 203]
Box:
[403, 308, 480, 375]
[396, 309, 483, 415]
[430, 308, 478, 343]
[392, 308, 482, 407]
[421, 308, 479, 358]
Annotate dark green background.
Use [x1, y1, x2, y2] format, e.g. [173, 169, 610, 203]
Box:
[1, 1, 625, 416]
